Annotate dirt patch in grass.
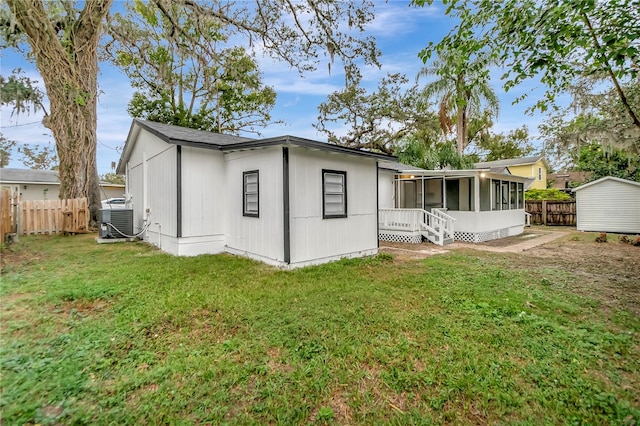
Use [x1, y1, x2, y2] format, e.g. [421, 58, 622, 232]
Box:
[55, 299, 112, 316]
[382, 228, 640, 317]
[40, 404, 65, 420]
[309, 389, 354, 424]
[379, 241, 448, 262]
[473, 228, 550, 247]
[0, 248, 49, 273]
[126, 383, 160, 407]
[511, 231, 640, 316]
[266, 346, 294, 374]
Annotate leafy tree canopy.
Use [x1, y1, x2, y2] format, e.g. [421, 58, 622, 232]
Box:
[577, 143, 639, 182]
[104, 0, 278, 134]
[100, 173, 125, 185]
[541, 79, 640, 170]
[2, 0, 380, 223]
[469, 126, 535, 162]
[395, 138, 474, 170]
[0, 69, 49, 118]
[17, 144, 58, 170]
[315, 73, 440, 155]
[416, 50, 499, 155]
[0, 134, 16, 167]
[413, 0, 640, 130]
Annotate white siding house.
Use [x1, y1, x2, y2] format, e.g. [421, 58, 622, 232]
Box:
[0, 168, 125, 201]
[573, 176, 640, 234]
[117, 119, 394, 268]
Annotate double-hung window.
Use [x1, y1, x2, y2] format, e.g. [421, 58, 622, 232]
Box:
[322, 170, 347, 218]
[243, 170, 259, 217]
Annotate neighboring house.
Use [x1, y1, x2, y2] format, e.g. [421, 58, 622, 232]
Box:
[0, 168, 125, 201]
[573, 176, 640, 234]
[378, 162, 528, 243]
[548, 171, 593, 191]
[116, 119, 395, 268]
[474, 155, 548, 190]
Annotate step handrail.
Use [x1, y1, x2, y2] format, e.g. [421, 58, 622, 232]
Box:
[431, 208, 455, 240]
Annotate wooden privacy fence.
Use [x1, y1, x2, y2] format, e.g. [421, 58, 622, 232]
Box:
[526, 200, 577, 226]
[20, 198, 89, 235]
[1, 189, 17, 242]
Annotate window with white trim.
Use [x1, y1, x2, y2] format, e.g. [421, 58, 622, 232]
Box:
[538, 167, 543, 180]
[322, 170, 347, 218]
[243, 170, 259, 217]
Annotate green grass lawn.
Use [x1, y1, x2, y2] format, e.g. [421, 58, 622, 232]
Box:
[1, 234, 638, 425]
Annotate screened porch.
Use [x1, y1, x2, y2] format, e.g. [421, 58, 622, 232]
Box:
[379, 169, 528, 243]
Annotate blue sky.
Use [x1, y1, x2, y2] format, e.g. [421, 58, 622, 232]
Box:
[1, 1, 553, 176]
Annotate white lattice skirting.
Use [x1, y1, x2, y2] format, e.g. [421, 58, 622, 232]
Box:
[379, 231, 423, 244]
[454, 228, 510, 243]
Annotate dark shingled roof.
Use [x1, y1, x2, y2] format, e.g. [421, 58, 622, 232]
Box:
[118, 119, 397, 173]
[135, 120, 255, 147]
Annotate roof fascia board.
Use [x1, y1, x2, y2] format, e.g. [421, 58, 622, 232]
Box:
[116, 120, 143, 174]
[222, 135, 396, 161]
[117, 122, 396, 171]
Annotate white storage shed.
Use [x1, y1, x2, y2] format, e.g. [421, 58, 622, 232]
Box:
[573, 176, 640, 233]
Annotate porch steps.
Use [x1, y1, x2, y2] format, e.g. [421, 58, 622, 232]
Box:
[420, 230, 454, 246]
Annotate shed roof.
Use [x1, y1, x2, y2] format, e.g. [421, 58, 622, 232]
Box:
[572, 176, 640, 192]
[474, 155, 545, 169]
[117, 119, 396, 173]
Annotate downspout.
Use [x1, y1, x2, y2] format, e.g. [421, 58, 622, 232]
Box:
[376, 162, 379, 248]
[143, 152, 148, 239]
[176, 145, 182, 238]
[282, 147, 290, 265]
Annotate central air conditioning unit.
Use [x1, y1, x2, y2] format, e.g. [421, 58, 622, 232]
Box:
[99, 209, 134, 239]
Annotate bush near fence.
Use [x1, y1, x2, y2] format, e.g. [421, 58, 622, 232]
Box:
[525, 200, 576, 226]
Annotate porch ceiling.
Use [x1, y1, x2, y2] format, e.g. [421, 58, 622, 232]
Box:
[395, 170, 528, 182]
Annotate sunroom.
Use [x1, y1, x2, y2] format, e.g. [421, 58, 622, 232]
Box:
[378, 163, 528, 245]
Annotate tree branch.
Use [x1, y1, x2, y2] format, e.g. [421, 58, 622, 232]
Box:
[581, 11, 640, 129]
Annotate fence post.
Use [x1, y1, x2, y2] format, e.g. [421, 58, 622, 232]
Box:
[542, 200, 547, 226]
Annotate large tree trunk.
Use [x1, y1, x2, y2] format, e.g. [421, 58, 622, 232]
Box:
[7, 0, 112, 226]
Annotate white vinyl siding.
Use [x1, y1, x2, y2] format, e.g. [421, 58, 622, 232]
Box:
[243, 171, 259, 217]
[323, 170, 347, 218]
[289, 147, 378, 265]
[225, 147, 284, 263]
[575, 177, 640, 233]
[180, 146, 226, 250]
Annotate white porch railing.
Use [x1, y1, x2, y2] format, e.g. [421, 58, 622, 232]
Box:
[379, 208, 455, 246]
[432, 208, 456, 241]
